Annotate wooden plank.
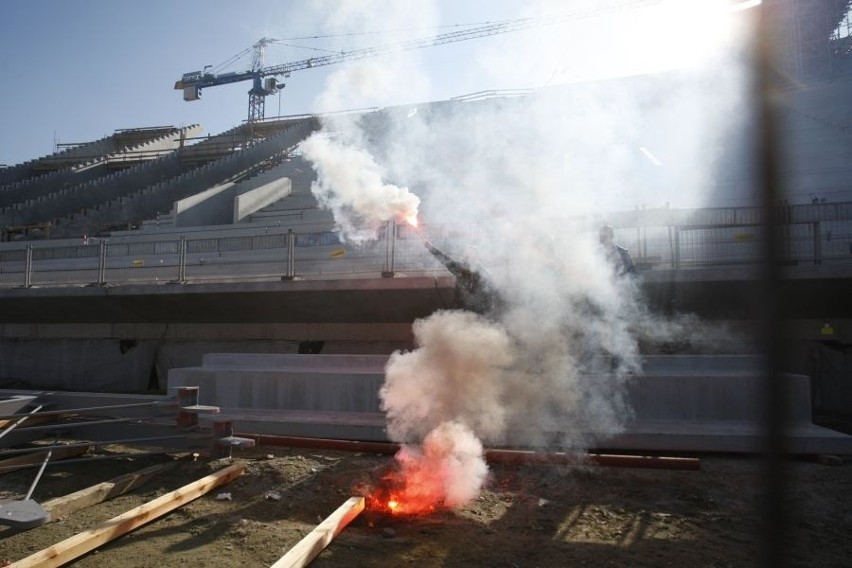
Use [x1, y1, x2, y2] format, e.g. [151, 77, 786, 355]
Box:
[0, 412, 70, 430]
[9, 463, 244, 568]
[41, 460, 179, 521]
[271, 496, 365, 568]
[0, 446, 89, 476]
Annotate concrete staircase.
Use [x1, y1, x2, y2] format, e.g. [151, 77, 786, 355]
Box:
[168, 352, 852, 454]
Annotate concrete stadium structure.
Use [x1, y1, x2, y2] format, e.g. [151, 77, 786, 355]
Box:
[1, 3, 851, 453]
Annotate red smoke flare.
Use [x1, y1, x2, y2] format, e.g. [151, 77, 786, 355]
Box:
[357, 451, 445, 516]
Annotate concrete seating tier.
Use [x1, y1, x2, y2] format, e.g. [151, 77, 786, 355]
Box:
[55, 119, 319, 237]
[168, 353, 852, 453]
[0, 126, 202, 210]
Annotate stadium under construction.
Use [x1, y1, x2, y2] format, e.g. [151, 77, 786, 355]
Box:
[1, 1, 851, 456]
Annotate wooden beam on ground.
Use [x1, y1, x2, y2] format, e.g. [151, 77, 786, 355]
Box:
[0, 413, 71, 430]
[271, 496, 365, 568]
[8, 463, 244, 568]
[41, 460, 180, 522]
[0, 445, 89, 476]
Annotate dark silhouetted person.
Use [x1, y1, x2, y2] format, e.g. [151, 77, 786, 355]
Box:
[423, 239, 498, 315]
[599, 225, 635, 276]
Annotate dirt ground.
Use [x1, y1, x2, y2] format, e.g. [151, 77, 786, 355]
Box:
[0, 444, 850, 568]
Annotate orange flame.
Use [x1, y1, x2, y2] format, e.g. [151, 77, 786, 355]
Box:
[405, 213, 419, 228]
[359, 454, 443, 517]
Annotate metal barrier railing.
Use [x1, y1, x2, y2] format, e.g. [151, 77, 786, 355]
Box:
[1, 214, 851, 288]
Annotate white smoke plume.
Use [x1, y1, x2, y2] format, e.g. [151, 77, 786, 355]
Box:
[301, 133, 420, 243]
[297, 0, 753, 510]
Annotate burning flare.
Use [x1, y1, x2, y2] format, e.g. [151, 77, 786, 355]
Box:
[360, 421, 488, 516]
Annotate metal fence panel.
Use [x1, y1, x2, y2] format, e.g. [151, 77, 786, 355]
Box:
[1, 206, 852, 287]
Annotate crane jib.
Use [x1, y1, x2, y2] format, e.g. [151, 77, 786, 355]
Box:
[174, 2, 662, 116]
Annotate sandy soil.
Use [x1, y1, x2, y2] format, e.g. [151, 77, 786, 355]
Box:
[0, 445, 850, 567]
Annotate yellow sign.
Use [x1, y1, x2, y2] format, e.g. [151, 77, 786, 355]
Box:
[132, 259, 145, 267]
[330, 249, 346, 259]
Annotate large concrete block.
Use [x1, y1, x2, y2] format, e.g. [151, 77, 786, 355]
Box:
[627, 372, 812, 422]
[164, 353, 852, 454]
[200, 352, 389, 371]
[169, 367, 385, 412]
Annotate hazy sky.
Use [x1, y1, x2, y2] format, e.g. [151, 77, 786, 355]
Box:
[0, 0, 752, 166]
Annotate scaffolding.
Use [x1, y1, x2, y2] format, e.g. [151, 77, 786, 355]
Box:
[774, 0, 852, 80]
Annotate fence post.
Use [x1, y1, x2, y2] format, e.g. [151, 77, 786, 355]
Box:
[382, 220, 396, 278]
[281, 229, 296, 281]
[812, 221, 821, 265]
[24, 244, 33, 288]
[97, 240, 107, 286]
[178, 236, 187, 282]
[673, 227, 680, 270]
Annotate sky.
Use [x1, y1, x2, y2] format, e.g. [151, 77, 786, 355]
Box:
[0, 0, 753, 167]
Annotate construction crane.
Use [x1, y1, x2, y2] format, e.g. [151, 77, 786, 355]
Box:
[174, 1, 660, 122]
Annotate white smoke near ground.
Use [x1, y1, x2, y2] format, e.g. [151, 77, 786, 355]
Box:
[381, 310, 515, 444]
[394, 421, 489, 509]
[297, 0, 753, 510]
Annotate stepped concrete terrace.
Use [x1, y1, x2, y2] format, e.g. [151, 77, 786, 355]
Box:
[168, 353, 852, 454]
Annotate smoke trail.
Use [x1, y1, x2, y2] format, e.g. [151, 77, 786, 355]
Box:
[301, 133, 420, 243]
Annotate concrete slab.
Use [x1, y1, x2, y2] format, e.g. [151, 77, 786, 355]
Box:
[640, 354, 764, 374]
[199, 409, 387, 442]
[593, 420, 852, 455]
[626, 372, 812, 422]
[200, 353, 389, 371]
[164, 353, 852, 454]
[169, 368, 385, 412]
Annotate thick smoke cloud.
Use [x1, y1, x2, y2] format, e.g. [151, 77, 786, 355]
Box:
[381, 310, 515, 444]
[300, 0, 752, 510]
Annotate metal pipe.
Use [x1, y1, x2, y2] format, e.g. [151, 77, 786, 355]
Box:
[0, 435, 197, 457]
[0, 400, 173, 421]
[239, 434, 700, 470]
[24, 448, 52, 501]
[0, 450, 180, 472]
[1, 417, 141, 434]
